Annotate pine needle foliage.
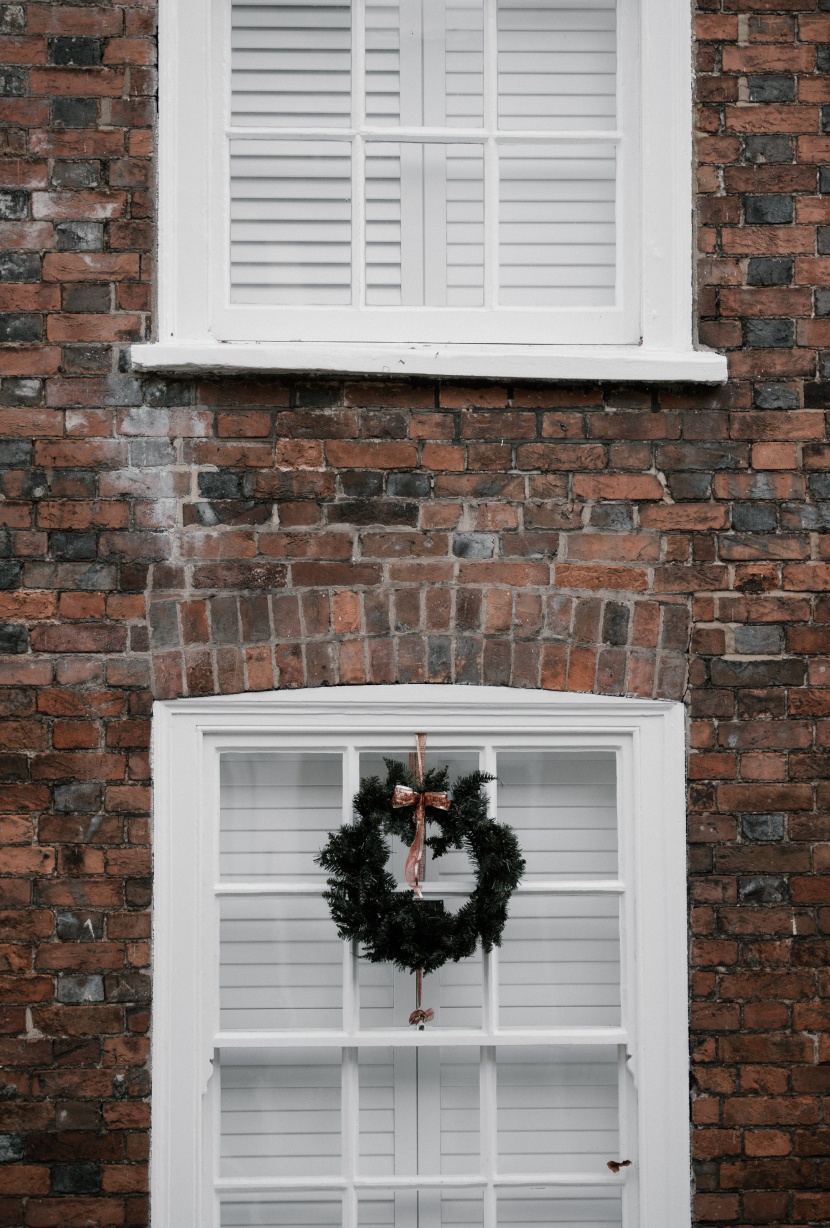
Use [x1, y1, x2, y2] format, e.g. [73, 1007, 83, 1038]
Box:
[317, 759, 525, 975]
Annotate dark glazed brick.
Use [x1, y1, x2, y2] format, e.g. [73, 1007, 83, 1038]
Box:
[51, 1163, 102, 1194]
[452, 534, 495, 559]
[387, 471, 431, 498]
[0, 6, 25, 34]
[50, 532, 97, 561]
[821, 167, 830, 195]
[0, 441, 31, 468]
[737, 876, 788, 904]
[753, 382, 798, 409]
[747, 258, 793, 287]
[340, 471, 384, 498]
[742, 815, 786, 843]
[50, 161, 101, 191]
[50, 97, 99, 127]
[602, 602, 630, 646]
[744, 320, 794, 349]
[63, 284, 111, 313]
[747, 75, 795, 103]
[0, 1135, 25, 1163]
[0, 66, 26, 96]
[0, 562, 22, 590]
[55, 221, 104, 252]
[0, 190, 28, 221]
[49, 37, 102, 66]
[0, 315, 41, 343]
[732, 504, 777, 532]
[0, 625, 27, 654]
[292, 382, 343, 408]
[744, 195, 794, 225]
[198, 471, 253, 500]
[0, 252, 40, 282]
[742, 135, 792, 164]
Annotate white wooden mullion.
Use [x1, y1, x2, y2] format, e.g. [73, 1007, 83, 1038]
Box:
[342, 746, 360, 1228]
[213, 879, 626, 896]
[480, 1046, 497, 1228]
[343, 744, 361, 1035]
[481, 746, 499, 1035]
[216, 1027, 629, 1050]
[342, 1047, 359, 1228]
[225, 126, 624, 142]
[215, 1173, 628, 1191]
[351, 0, 366, 307]
[482, 0, 498, 308]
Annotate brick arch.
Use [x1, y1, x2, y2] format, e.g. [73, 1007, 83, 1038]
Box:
[145, 586, 692, 702]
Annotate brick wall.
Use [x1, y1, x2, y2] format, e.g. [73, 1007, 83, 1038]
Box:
[2, 1, 830, 1225]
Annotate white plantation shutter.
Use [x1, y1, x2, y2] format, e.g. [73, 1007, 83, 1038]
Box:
[218, 0, 633, 342]
[209, 740, 638, 1227]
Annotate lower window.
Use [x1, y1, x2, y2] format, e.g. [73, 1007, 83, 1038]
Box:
[152, 686, 689, 1227]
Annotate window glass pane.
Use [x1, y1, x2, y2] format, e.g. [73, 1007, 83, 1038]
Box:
[498, 142, 615, 308]
[221, 752, 343, 882]
[220, 1049, 342, 1177]
[360, 948, 482, 1030]
[499, 895, 621, 1028]
[231, 139, 352, 305]
[497, 1046, 619, 1174]
[497, 0, 617, 131]
[221, 896, 343, 1030]
[359, 1192, 483, 1228]
[359, 1047, 479, 1176]
[366, 0, 484, 127]
[231, 0, 352, 127]
[366, 144, 484, 307]
[497, 1188, 622, 1228]
[222, 1195, 343, 1228]
[496, 752, 617, 881]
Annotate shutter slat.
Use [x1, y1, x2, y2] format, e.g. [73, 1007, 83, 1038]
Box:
[220, 1051, 342, 1178]
[220, 896, 343, 1030]
[220, 752, 343, 880]
[222, 1198, 342, 1228]
[497, 1190, 622, 1228]
[231, 141, 352, 305]
[497, 1, 616, 130]
[498, 144, 616, 307]
[232, 0, 351, 126]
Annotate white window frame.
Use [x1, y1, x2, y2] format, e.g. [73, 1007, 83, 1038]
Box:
[133, 0, 727, 381]
[151, 685, 690, 1228]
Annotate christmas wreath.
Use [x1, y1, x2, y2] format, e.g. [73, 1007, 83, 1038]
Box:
[316, 742, 525, 981]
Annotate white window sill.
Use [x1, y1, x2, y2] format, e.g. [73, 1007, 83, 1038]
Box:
[131, 341, 728, 383]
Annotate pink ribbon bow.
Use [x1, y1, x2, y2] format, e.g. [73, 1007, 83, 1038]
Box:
[391, 733, 450, 899]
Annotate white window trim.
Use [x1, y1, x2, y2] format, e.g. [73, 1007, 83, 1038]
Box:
[134, 0, 727, 382]
[151, 685, 690, 1228]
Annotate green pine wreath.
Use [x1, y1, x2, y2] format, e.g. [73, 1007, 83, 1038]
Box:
[317, 760, 525, 975]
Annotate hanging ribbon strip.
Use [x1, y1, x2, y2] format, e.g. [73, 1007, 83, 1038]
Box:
[392, 734, 451, 899]
[391, 733, 449, 1027]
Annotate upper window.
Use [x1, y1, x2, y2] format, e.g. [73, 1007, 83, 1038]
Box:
[136, 0, 726, 379]
[151, 686, 690, 1228]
